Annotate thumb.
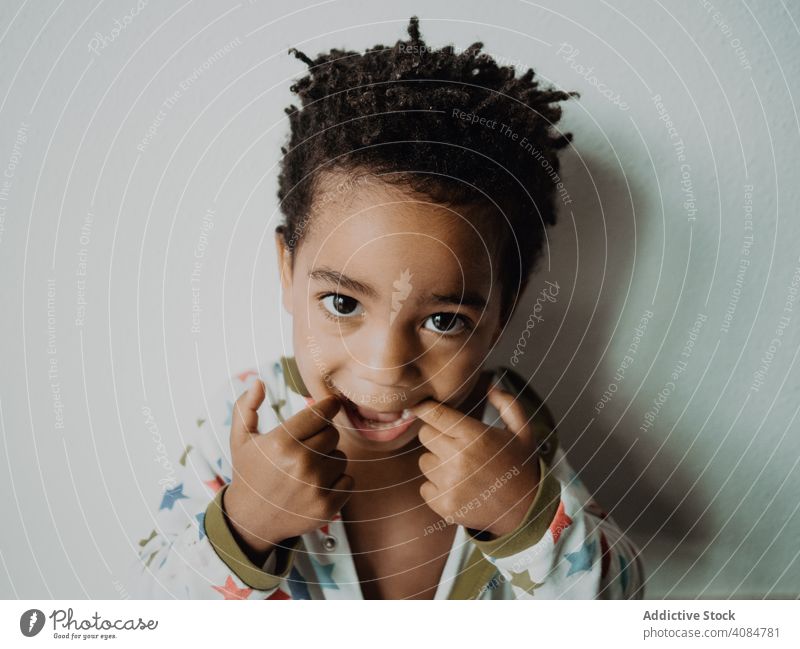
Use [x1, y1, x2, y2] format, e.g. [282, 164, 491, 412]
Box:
[486, 385, 535, 445]
[231, 378, 266, 447]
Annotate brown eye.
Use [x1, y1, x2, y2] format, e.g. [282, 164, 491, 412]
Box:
[424, 313, 466, 335]
[321, 293, 363, 317]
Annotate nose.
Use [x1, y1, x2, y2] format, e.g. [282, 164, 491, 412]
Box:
[352, 320, 420, 388]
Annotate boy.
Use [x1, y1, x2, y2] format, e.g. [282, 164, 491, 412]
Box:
[129, 17, 644, 599]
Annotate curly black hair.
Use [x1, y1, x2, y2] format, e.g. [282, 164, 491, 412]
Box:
[276, 16, 578, 320]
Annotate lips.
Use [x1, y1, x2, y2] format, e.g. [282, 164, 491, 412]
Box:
[339, 396, 418, 442]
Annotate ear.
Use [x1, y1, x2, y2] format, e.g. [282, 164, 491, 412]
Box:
[275, 228, 294, 315]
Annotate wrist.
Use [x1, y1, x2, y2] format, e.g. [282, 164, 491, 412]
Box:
[482, 501, 532, 539]
[482, 461, 542, 539]
[221, 484, 278, 562]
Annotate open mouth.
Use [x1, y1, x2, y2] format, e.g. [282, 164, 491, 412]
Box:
[339, 396, 419, 442]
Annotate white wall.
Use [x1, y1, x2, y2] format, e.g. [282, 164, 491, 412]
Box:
[0, 0, 797, 598]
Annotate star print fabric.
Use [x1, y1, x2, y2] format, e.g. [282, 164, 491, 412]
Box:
[467, 444, 646, 599]
[126, 358, 645, 599]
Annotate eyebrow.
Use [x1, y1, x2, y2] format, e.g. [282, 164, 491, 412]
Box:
[308, 267, 378, 299]
[429, 291, 487, 310]
[308, 266, 488, 310]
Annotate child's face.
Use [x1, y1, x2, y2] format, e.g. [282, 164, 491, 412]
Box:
[276, 172, 508, 453]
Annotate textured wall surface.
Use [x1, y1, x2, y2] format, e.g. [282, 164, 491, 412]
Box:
[0, 0, 797, 598]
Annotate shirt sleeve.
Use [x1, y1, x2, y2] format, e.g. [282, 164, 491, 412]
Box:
[125, 368, 299, 599]
[464, 368, 646, 599]
[203, 483, 302, 590]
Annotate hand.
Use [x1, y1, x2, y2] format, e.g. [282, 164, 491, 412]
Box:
[411, 384, 542, 539]
[223, 380, 354, 562]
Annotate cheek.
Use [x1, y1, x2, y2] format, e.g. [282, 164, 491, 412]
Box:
[427, 329, 491, 367]
[291, 294, 336, 352]
[422, 331, 494, 401]
[294, 339, 326, 390]
[292, 323, 348, 399]
[295, 293, 343, 344]
[424, 358, 479, 403]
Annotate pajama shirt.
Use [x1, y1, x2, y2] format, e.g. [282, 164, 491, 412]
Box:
[127, 356, 645, 599]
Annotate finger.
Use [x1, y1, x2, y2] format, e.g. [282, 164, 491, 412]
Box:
[487, 386, 534, 444]
[418, 451, 443, 486]
[302, 425, 340, 455]
[283, 394, 341, 441]
[231, 378, 266, 447]
[325, 473, 355, 512]
[419, 479, 441, 512]
[409, 399, 470, 437]
[315, 449, 348, 486]
[417, 423, 455, 458]
[326, 471, 354, 494]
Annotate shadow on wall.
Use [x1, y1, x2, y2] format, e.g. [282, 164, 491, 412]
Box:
[488, 144, 710, 559]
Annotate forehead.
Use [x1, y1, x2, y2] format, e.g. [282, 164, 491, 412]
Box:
[297, 172, 499, 291]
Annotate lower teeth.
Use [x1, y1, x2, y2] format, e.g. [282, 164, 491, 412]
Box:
[362, 408, 414, 429]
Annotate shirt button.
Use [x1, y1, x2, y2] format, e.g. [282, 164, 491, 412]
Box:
[322, 535, 337, 550]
